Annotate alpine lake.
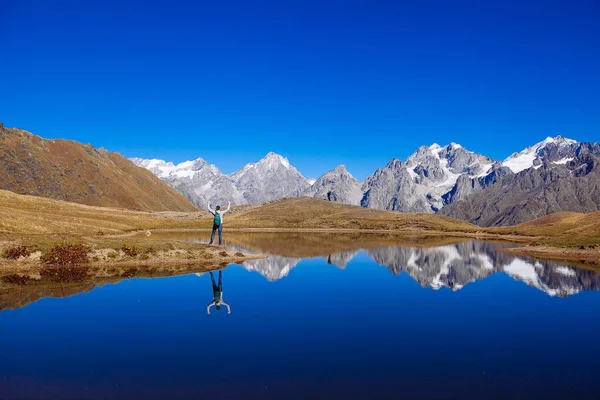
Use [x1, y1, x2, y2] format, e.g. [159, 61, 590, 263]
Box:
[2, 232, 600, 400]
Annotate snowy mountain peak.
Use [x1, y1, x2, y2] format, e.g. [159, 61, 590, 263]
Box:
[503, 135, 579, 173]
[232, 152, 291, 178]
[131, 158, 176, 178]
[230, 152, 311, 203]
[330, 165, 358, 180]
[131, 157, 222, 179]
[177, 157, 209, 169]
[259, 152, 291, 169]
[544, 135, 577, 145]
[408, 143, 469, 166]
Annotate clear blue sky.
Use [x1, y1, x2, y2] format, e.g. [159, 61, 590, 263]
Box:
[1, 0, 599, 180]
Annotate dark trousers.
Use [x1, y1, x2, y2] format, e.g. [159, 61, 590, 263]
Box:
[210, 270, 223, 291]
[209, 224, 223, 245]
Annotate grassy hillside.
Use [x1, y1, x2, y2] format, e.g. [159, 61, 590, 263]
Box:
[502, 211, 600, 246]
[0, 123, 197, 212]
[0, 189, 201, 235]
[224, 198, 479, 232]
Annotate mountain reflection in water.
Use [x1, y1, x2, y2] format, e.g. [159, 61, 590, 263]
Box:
[240, 240, 600, 296]
[2, 237, 599, 313]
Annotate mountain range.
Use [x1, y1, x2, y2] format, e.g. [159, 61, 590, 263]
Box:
[133, 135, 600, 226]
[2, 121, 597, 226]
[131, 152, 312, 208]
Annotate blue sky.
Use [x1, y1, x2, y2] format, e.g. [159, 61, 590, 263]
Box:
[1, 0, 599, 180]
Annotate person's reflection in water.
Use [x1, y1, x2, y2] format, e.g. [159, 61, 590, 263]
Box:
[207, 270, 231, 315]
[327, 254, 332, 265]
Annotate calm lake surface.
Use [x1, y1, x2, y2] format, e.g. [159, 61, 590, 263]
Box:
[2, 238, 600, 399]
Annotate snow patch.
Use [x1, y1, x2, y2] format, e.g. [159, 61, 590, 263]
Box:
[475, 163, 493, 177]
[502, 136, 577, 173]
[429, 245, 461, 290]
[553, 157, 573, 165]
[477, 254, 494, 270]
[406, 166, 418, 181]
[503, 259, 580, 296]
[406, 252, 420, 270]
[172, 170, 197, 178]
[555, 266, 576, 277]
[504, 259, 539, 282]
[503, 151, 539, 173]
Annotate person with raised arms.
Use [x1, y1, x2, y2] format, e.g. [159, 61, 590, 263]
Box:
[207, 201, 231, 246]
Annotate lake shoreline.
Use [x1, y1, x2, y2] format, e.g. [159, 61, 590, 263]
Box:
[137, 228, 600, 268]
[502, 245, 600, 268]
[2, 226, 599, 277]
[0, 242, 264, 279]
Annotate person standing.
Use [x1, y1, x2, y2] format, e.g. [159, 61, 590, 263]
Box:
[208, 201, 231, 245]
[207, 270, 231, 314]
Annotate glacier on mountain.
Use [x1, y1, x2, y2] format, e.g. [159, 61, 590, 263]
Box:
[132, 135, 589, 219]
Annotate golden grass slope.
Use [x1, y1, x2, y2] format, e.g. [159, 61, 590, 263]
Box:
[504, 211, 600, 246]
[0, 189, 200, 235]
[0, 123, 196, 212]
[224, 198, 479, 232]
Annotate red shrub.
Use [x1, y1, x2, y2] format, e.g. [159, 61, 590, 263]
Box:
[40, 244, 90, 266]
[2, 246, 30, 260]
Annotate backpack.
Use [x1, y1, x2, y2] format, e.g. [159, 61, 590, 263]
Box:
[213, 211, 221, 226]
[214, 290, 222, 302]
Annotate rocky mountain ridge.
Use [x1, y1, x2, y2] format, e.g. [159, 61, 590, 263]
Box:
[133, 135, 600, 225]
[132, 152, 311, 207]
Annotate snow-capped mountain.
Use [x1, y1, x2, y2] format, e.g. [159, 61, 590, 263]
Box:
[441, 147, 600, 226]
[502, 136, 578, 173]
[133, 135, 600, 224]
[360, 143, 494, 212]
[132, 152, 312, 206]
[131, 157, 243, 206]
[440, 135, 595, 219]
[130, 157, 222, 179]
[301, 165, 363, 205]
[230, 152, 311, 203]
[360, 157, 429, 212]
[405, 142, 494, 211]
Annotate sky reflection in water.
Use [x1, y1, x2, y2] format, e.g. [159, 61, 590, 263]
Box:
[1, 240, 600, 399]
